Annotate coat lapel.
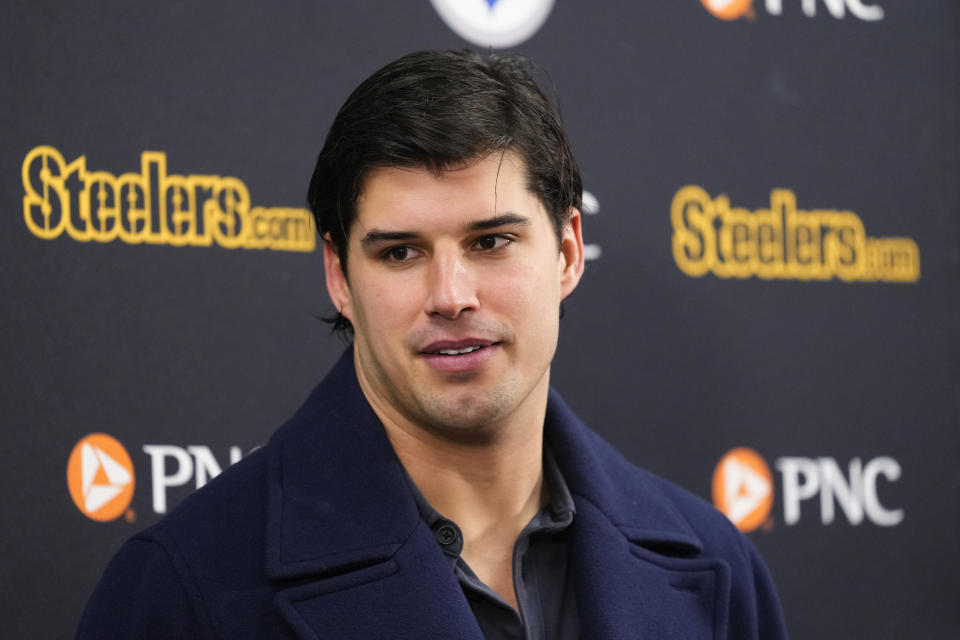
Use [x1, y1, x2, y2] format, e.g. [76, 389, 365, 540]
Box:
[265, 351, 483, 640]
[274, 521, 485, 639]
[569, 499, 729, 640]
[546, 390, 729, 640]
[264, 353, 728, 639]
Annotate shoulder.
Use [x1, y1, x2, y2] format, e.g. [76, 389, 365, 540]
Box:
[585, 425, 754, 558]
[140, 444, 270, 563]
[77, 447, 272, 635]
[127, 358, 352, 573]
[76, 535, 209, 639]
[641, 470, 789, 638]
[77, 354, 375, 638]
[576, 421, 766, 563]
[640, 465, 749, 552]
[599, 438, 789, 638]
[548, 390, 760, 559]
[547, 391, 788, 637]
[611, 444, 790, 638]
[77, 435, 284, 637]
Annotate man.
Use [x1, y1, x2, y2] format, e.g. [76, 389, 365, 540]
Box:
[77, 50, 787, 639]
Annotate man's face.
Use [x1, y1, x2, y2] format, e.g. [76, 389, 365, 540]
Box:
[324, 152, 583, 438]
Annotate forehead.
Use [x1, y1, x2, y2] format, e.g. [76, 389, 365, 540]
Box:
[353, 153, 543, 230]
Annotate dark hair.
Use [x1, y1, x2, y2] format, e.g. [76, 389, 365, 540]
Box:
[307, 49, 582, 335]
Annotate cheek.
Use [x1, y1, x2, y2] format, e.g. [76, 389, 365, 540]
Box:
[485, 259, 562, 322]
[352, 272, 423, 334]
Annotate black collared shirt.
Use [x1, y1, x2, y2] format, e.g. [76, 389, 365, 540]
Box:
[404, 449, 580, 640]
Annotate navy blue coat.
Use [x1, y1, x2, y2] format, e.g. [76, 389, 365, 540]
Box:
[77, 351, 788, 639]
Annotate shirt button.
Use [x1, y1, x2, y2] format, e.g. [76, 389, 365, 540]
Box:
[433, 519, 462, 553]
[435, 522, 457, 545]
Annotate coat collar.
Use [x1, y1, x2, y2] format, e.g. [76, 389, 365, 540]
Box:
[544, 391, 725, 639]
[266, 349, 721, 640]
[266, 348, 703, 580]
[544, 388, 704, 555]
[265, 349, 420, 580]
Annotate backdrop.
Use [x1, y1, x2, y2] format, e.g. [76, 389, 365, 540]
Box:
[2, 1, 958, 637]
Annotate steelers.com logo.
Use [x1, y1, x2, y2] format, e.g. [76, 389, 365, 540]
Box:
[66, 433, 135, 522]
[712, 447, 773, 532]
[430, 0, 555, 48]
[700, 0, 755, 20]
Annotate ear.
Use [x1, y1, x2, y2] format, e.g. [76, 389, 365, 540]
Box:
[559, 208, 585, 300]
[323, 234, 355, 323]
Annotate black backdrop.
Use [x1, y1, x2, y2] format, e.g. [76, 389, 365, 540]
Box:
[2, 1, 958, 637]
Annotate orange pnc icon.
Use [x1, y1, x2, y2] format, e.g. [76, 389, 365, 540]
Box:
[66, 433, 135, 522]
[712, 447, 773, 532]
[700, 0, 754, 20]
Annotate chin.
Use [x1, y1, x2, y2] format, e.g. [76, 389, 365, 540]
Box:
[416, 390, 514, 438]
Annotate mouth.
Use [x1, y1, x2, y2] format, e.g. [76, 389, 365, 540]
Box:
[419, 340, 500, 372]
[432, 345, 483, 356]
[421, 340, 497, 356]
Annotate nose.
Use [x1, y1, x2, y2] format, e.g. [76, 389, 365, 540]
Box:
[424, 248, 479, 319]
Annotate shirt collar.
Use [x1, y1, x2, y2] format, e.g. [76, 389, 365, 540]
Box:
[404, 444, 576, 558]
[266, 348, 703, 581]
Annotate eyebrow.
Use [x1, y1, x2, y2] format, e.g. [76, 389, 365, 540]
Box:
[467, 213, 531, 231]
[360, 230, 419, 250]
[360, 214, 531, 249]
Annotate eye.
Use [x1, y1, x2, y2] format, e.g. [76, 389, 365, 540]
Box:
[383, 246, 421, 262]
[474, 234, 512, 251]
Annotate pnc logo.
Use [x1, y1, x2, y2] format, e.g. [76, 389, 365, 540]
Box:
[66, 433, 135, 522]
[701, 0, 755, 21]
[700, 0, 884, 21]
[67, 433, 249, 522]
[712, 446, 905, 531]
[429, 0, 555, 48]
[712, 447, 773, 532]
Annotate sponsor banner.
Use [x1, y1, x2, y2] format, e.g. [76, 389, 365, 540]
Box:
[2, 1, 954, 637]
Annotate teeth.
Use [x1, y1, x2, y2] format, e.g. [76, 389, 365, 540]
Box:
[437, 346, 481, 355]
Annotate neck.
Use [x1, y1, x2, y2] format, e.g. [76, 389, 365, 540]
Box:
[385, 412, 546, 536]
[379, 395, 546, 612]
[353, 352, 552, 534]
[354, 353, 551, 610]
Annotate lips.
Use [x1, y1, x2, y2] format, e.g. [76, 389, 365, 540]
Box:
[419, 339, 499, 373]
